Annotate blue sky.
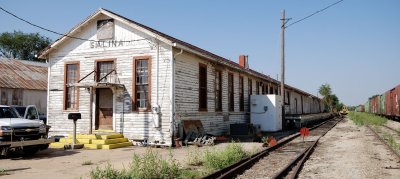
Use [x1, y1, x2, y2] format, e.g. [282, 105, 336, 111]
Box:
[1, 0, 399, 106]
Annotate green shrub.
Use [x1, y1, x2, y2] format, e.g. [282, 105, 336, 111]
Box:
[180, 169, 204, 179]
[0, 168, 9, 176]
[186, 148, 203, 166]
[90, 163, 122, 179]
[203, 142, 249, 170]
[348, 112, 387, 126]
[90, 149, 182, 179]
[383, 133, 400, 154]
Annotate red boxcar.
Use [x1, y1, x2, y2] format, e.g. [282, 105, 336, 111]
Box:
[371, 95, 379, 114]
[386, 85, 400, 118]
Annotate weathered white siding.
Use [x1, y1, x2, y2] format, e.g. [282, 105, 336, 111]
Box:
[174, 50, 252, 135]
[47, 14, 173, 145]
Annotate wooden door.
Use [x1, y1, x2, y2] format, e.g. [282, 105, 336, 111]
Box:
[96, 88, 113, 130]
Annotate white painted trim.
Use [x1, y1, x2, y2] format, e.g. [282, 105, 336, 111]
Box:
[112, 89, 116, 131]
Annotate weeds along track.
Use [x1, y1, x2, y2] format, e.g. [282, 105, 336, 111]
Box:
[367, 125, 400, 160]
[202, 117, 343, 179]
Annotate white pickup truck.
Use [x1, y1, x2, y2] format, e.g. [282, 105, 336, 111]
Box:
[0, 105, 54, 156]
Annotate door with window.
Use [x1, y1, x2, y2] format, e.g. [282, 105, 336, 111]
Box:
[95, 88, 113, 130]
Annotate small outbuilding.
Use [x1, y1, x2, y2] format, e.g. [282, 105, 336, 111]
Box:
[0, 58, 48, 113]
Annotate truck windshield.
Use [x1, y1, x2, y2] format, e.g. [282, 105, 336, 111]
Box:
[0, 107, 20, 118]
[13, 107, 26, 117]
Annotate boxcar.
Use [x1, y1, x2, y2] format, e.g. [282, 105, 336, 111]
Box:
[386, 85, 400, 118]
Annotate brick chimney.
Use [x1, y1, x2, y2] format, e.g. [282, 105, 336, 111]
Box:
[239, 55, 249, 69]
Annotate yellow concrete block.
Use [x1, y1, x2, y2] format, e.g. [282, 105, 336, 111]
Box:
[49, 142, 67, 148]
[101, 142, 132, 149]
[84, 144, 102, 149]
[60, 138, 92, 144]
[91, 138, 128, 145]
[94, 129, 115, 133]
[100, 134, 124, 140]
[68, 134, 99, 139]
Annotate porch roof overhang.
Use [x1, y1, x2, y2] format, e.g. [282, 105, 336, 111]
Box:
[72, 82, 125, 89]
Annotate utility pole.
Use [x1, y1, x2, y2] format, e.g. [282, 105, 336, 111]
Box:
[280, 10, 286, 130]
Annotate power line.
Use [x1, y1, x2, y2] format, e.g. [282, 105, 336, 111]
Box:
[0, 6, 149, 43]
[285, 0, 344, 28]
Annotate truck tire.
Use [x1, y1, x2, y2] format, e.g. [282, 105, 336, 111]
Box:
[0, 147, 9, 158]
[39, 144, 50, 150]
[23, 146, 40, 155]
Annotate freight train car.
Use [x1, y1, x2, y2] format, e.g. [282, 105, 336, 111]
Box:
[355, 105, 365, 112]
[385, 85, 400, 119]
[363, 84, 400, 120]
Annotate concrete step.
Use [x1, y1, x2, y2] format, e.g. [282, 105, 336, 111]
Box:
[59, 138, 92, 144]
[101, 142, 132, 149]
[91, 138, 128, 145]
[49, 142, 66, 148]
[84, 143, 103, 149]
[99, 134, 124, 140]
[67, 134, 99, 139]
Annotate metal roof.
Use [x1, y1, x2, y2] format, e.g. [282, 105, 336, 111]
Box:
[38, 8, 321, 99]
[0, 58, 47, 90]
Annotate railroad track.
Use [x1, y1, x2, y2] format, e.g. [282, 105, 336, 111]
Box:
[203, 116, 343, 179]
[381, 125, 400, 134]
[366, 125, 400, 160]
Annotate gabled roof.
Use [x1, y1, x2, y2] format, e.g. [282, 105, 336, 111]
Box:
[39, 8, 320, 99]
[0, 58, 47, 90]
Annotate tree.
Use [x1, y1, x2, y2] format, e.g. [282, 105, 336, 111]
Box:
[319, 83, 333, 112]
[330, 94, 343, 112]
[0, 31, 51, 61]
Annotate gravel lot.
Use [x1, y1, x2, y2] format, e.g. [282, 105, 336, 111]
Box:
[298, 118, 400, 179]
[0, 142, 263, 179]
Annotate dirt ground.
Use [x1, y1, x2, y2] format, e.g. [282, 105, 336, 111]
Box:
[298, 118, 400, 179]
[0, 142, 262, 179]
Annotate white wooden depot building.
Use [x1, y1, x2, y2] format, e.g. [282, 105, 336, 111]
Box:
[39, 8, 323, 146]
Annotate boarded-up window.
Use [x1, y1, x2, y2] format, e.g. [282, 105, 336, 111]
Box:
[248, 79, 252, 112]
[12, 89, 22, 106]
[133, 59, 151, 111]
[97, 19, 114, 40]
[286, 91, 290, 105]
[65, 63, 79, 110]
[97, 61, 115, 83]
[269, 85, 273, 95]
[199, 64, 207, 111]
[228, 73, 234, 111]
[256, 81, 260, 95]
[239, 76, 244, 111]
[260, 83, 265, 94]
[1, 91, 8, 105]
[215, 70, 222, 111]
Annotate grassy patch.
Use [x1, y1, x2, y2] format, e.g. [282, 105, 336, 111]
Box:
[180, 168, 205, 179]
[82, 160, 93, 166]
[90, 149, 182, 179]
[203, 142, 249, 170]
[186, 148, 203, 166]
[348, 112, 387, 126]
[383, 133, 400, 154]
[90, 143, 250, 178]
[90, 163, 121, 179]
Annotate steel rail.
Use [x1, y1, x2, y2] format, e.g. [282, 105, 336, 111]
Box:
[272, 117, 343, 179]
[366, 125, 400, 161]
[202, 116, 339, 179]
[381, 125, 400, 134]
